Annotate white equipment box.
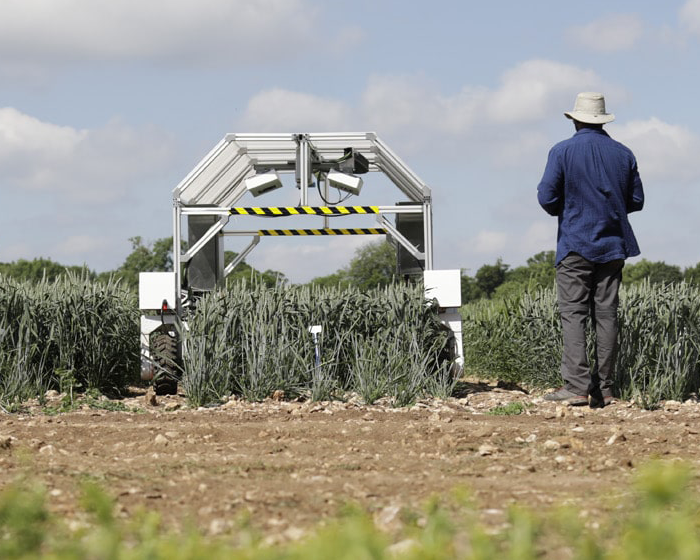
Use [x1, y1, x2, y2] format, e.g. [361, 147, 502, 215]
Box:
[139, 272, 177, 311]
[424, 269, 461, 308]
[424, 269, 464, 368]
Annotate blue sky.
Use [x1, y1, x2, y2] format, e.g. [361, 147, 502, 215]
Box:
[2, 0, 700, 282]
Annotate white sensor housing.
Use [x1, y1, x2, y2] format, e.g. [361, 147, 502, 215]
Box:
[245, 172, 283, 197]
[328, 171, 363, 195]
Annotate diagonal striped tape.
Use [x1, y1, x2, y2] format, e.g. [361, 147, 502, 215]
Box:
[259, 228, 386, 236]
[230, 206, 379, 216]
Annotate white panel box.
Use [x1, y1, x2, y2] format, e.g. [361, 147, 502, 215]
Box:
[139, 272, 177, 311]
[423, 269, 462, 308]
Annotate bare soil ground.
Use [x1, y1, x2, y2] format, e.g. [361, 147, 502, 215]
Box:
[2, 380, 699, 542]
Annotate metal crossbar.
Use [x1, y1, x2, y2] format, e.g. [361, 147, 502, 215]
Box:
[229, 206, 379, 216]
[258, 228, 386, 236]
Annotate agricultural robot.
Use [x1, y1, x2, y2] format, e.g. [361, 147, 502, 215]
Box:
[139, 132, 463, 394]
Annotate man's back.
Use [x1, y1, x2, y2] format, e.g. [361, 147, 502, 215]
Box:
[537, 126, 644, 264]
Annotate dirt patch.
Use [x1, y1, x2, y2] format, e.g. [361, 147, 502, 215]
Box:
[1, 381, 699, 540]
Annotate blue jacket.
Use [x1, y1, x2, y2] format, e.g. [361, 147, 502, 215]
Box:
[537, 127, 644, 265]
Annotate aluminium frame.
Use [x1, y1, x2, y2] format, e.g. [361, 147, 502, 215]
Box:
[171, 132, 434, 311]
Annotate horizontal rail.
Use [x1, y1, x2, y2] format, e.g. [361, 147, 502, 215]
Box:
[226, 205, 423, 216]
[259, 228, 386, 236]
[229, 206, 378, 216]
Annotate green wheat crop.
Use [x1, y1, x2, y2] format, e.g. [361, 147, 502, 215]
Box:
[0, 273, 139, 407]
[180, 280, 456, 407]
[461, 281, 700, 408]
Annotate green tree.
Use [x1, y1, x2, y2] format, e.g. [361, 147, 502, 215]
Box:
[344, 240, 397, 291]
[623, 259, 683, 286]
[309, 270, 349, 288]
[101, 239, 288, 292]
[460, 273, 484, 303]
[0, 257, 93, 283]
[683, 262, 700, 285]
[309, 240, 397, 290]
[526, 250, 556, 269]
[475, 258, 509, 298]
[103, 236, 174, 290]
[493, 250, 556, 299]
[224, 250, 287, 288]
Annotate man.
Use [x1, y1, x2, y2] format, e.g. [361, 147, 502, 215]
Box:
[537, 92, 644, 407]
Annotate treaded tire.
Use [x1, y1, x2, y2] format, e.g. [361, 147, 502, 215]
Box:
[151, 330, 180, 396]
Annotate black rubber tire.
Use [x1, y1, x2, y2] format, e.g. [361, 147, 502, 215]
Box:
[151, 330, 180, 396]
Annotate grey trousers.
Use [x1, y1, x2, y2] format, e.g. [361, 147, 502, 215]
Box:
[556, 253, 624, 397]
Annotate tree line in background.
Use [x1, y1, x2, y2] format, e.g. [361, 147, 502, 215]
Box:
[1, 237, 699, 300]
[460, 250, 700, 303]
[0, 237, 287, 290]
[0, 237, 396, 292]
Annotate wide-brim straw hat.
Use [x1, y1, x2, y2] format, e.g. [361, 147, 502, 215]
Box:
[564, 92, 615, 124]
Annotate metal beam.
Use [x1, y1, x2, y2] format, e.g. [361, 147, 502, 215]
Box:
[180, 215, 229, 263]
[223, 236, 260, 277]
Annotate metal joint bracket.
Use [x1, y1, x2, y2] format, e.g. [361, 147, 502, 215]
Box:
[376, 215, 424, 262]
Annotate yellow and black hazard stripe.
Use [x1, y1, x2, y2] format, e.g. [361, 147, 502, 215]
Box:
[259, 228, 386, 236]
[230, 206, 379, 216]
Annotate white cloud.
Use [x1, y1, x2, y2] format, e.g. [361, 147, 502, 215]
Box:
[0, 241, 33, 263]
[329, 25, 365, 54]
[360, 75, 450, 133]
[496, 129, 551, 166]
[359, 60, 604, 134]
[613, 117, 700, 183]
[483, 60, 603, 124]
[0, 107, 86, 185]
[239, 59, 611, 160]
[451, 222, 556, 271]
[473, 230, 507, 254]
[567, 14, 644, 52]
[354, 61, 606, 162]
[519, 221, 555, 255]
[680, 0, 700, 35]
[239, 89, 352, 132]
[54, 235, 111, 260]
[0, 0, 318, 67]
[0, 107, 176, 202]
